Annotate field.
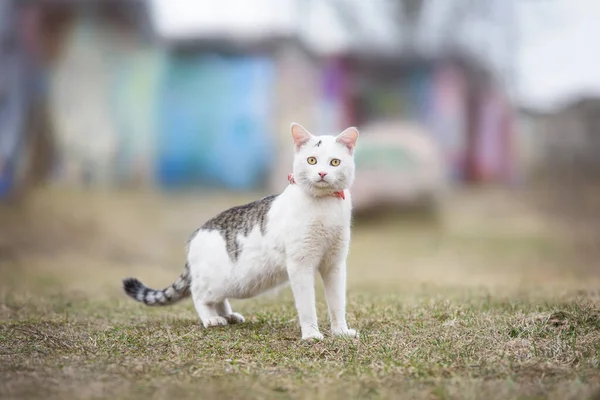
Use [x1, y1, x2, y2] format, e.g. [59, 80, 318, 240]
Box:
[1, 187, 599, 399]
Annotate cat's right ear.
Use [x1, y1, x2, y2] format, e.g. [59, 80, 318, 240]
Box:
[291, 123, 313, 151]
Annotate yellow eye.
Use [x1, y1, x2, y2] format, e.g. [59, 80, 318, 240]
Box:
[330, 158, 341, 166]
[307, 157, 317, 165]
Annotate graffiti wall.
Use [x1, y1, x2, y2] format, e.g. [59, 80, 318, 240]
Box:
[156, 53, 275, 190]
[0, 1, 45, 199]
[47, 12, 277, 191]
[268, 45, 323, 194]
[345, 59, 514, 186]
[49, 16, 122, 187]
[429, 63, 468, 182]
[472, 89, 515, 183]
[112, 49, 165, 187]
[41, 8, 516, 193]
[318, 58, 349, 134]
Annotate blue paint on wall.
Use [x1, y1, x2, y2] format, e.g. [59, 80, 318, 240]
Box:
[156, 53, 275, 190]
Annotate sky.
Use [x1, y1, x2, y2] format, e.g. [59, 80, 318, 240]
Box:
[516, 0, 600, 111]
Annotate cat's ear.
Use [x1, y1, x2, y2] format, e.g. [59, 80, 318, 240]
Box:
[336, 127, 359, 154]
[290, 123, 314, 151]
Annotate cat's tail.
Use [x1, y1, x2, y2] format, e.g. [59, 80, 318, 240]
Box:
[122, 263, 191, 306]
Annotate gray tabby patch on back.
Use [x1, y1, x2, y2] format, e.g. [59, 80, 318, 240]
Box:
[192, 194, 278, 261]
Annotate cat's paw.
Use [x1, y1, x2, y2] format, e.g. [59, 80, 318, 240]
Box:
[203, 316, 228, 328]
[333, 328, 359, 338]
[301, 331, 324, 341]
[225, 312, 245, 324]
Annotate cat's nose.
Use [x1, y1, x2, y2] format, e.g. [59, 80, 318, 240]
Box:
[318, 172, 327, 178]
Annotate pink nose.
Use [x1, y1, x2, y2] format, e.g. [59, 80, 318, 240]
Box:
[318, 172, 327, 178]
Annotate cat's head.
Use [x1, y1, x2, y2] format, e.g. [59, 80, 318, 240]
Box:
[290, 123, 359, 197]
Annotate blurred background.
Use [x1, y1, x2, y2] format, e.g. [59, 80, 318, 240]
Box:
[1, 0, 599, 291]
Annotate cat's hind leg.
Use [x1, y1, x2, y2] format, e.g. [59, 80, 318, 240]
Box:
[194, 302, 228, 328]
[216, 299, 245, 325]
[191, 280, 228, 328]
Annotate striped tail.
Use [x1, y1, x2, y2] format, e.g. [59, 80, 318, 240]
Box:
[122, 263, 191, 306]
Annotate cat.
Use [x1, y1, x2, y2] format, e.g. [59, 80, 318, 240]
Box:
[122, 123, 359, 341]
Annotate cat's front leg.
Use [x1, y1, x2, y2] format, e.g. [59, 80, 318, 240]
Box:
[286, 257, 323, 341]
[320, 261, 358, 338]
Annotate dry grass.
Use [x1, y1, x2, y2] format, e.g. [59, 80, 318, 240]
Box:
[1, 187, 599, 400]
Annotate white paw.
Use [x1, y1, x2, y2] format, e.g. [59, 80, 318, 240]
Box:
[203, 316, 228, 328]
[302, 331, 324, 341]
[225, 312, 245, 324]
[333, 328, 359, 338]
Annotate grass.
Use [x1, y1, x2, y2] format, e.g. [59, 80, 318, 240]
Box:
[1, 187, 600, 399]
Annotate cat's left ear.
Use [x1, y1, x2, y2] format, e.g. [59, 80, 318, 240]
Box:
[336, 127, 359, 154]
[291, 123, 314, 151]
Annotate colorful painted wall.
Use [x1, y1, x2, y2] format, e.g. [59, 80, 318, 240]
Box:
[20, 6, 517, 194]
[0, 1, 45, 199]
[49, 16, 125, 187]
[429, 63, 468, 182]
[344, 59, 515, 185]
[268, 44, 323, 194]
[156, 53, 275, 190]
[47, 12, 278, 191]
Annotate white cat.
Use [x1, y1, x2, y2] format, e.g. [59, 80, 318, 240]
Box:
[123, 123, 359, 340]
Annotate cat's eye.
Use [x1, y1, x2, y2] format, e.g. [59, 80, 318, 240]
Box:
[307, 157, 317, 165]
[330, 158, 341, 167]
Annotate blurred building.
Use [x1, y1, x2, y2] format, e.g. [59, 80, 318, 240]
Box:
[520, 97, 600, 183]
[515, 0, 600, 186]
[0, 0, 54, 200]
[1, 0, 520, 200]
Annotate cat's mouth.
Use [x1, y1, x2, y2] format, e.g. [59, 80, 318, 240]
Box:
[314, 179, 330, 188]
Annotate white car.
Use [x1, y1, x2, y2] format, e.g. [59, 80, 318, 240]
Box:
[351, 120, 448, 215]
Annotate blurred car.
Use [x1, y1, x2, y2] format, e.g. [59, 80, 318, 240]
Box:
[351, 119, 447, 214]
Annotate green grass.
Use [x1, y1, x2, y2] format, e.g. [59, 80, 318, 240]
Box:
[1, 188, 599, 399]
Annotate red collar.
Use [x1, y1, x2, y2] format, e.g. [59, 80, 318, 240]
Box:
[287, 173, 345, 200]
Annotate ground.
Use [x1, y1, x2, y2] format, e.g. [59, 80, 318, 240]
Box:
[1, 187, 599, 400]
